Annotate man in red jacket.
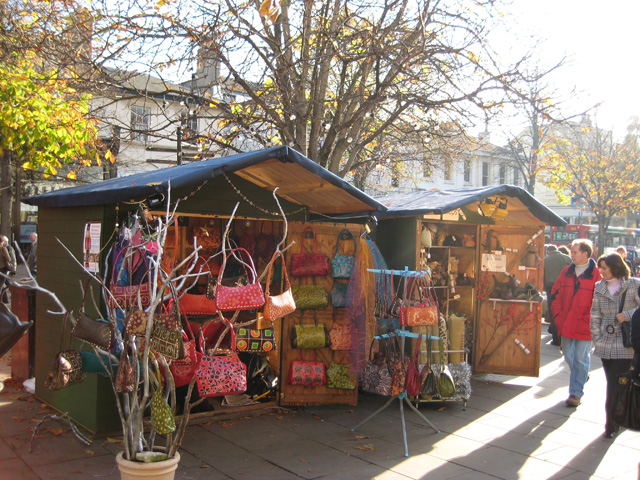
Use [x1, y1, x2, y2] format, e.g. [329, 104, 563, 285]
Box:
[550, 239, 601, 407]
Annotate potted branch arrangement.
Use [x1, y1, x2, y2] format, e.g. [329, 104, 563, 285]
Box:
[36, 188, 291, 480]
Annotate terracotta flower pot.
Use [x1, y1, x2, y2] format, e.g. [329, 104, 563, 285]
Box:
[116, 451, 180, 480]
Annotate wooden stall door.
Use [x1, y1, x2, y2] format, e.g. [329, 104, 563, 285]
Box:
[279, 222, 364, 407]
[473, 225, 544, 377]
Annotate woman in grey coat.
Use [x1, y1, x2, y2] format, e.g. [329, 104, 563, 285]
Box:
[590, 252, 640, 439]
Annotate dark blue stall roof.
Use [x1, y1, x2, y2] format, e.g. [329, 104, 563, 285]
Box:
[374, 185, 566, 226]
[23, 147, 386, 214]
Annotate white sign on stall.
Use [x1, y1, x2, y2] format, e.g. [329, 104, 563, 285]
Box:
[481, 253, 507, 272]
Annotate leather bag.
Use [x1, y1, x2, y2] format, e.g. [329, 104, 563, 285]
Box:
[613, 368, 640, 431]
[215, 248, 265, 311]
[72, 285, 115, 350]
[115, 348, 135, 393]
[288, 350, 326, 386]
[619, 291, 632, 348]
[290, 226, 330, 277]
[405, 334, 423, 397]
[291, 283, 328, 310]
[263, 251, 296, 321]
[331, 229, 357, 279]
[72, 312, 115, 351]
[179, 292, 218, 316]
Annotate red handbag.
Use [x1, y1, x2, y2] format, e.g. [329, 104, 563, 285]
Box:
[263, 251, 296, 321]
[290, 226, 330, 277]
[405, 334, 423, 397]
[288, 350, 326, 386]
[215, 248, 265, 312]
[179, 293, 218, 315]
[195, 317, 247, 397]
[169, 320, 203, 387]
[399, 274, 439, 327]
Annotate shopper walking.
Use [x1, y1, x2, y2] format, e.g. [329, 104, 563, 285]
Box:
[590, 253, 640, 438]
[551, 239, 601, 407]
[545, 244, 571, 346]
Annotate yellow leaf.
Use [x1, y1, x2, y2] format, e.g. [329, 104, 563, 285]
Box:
[105, 150, 114, 163]
[67, 171, 77, 180]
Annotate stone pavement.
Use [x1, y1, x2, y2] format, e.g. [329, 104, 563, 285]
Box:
[1, 330, 639, 480]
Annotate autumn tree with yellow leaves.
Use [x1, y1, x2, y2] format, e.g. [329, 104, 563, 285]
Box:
[541, 119, 640, 255]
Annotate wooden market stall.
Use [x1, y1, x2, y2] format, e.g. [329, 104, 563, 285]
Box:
[22, 146, 385, 433]
[372, 186, 567, 380]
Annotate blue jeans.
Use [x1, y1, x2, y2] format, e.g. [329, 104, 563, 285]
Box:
[561, 337, 591, 398]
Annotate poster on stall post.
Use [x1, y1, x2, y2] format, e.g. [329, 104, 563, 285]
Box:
[481, 253, 507, 272]
[83, 222, 102, 273]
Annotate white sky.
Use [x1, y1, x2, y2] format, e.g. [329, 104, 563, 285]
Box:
[488, 0, 640, 142]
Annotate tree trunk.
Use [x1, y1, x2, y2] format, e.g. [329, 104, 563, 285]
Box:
[13, 161, 21, 245]
[1, 148, 13, 238]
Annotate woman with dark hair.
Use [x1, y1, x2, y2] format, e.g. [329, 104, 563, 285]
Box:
[590, 252, 640, 439]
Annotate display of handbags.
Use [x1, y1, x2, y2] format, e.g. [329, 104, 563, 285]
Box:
[399, 274, 439, 327]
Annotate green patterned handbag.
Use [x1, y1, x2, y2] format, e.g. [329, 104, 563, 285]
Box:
[326, 360, 355, 390]
[150, 389, 176, 435]
[291, 284, 328, 310]
[291, 311, 330, 349]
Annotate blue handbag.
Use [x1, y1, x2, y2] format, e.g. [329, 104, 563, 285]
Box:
[331, 229, 357, 279]
[330, 281, 348, 308]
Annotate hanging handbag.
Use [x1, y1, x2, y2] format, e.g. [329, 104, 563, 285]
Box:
[179, 292, 218, 315]
[361, 338, 392, 396]
[44, 312, 84, 391]
[151, 323, 184, 360]
[436, 336, 456, 398]
[420, 341, 438, 397]
[169, 320, 203, 387]
[235, 326, 277, 353]
[331, 228, 357, 279]
[263, 251, 296, 321]
[291, 283, 329, 310]
[405, 334, 423, 397]
[330, 281, 348, 308]
[326, 357, 356, 390]
[115, 346, 135, 393]
[215, 247, 265, 311]
[329, 310, 351, 351]
[72, 284, 115, 350]
[150, 373, 176, 435]
[80, 350, 119, 375]
[125, 307, 148, 337]
[195, 315, 248, 397]
[618, 290, 632, 349]
[290, 226, 330, 277]
[399, 274, 439, 327]
[389, 271, 404, 318]
[107, 247, 151, 308]
[291, 311, 330, 349]
[386, 333, 408, 397]
[288, 350, 326, 386]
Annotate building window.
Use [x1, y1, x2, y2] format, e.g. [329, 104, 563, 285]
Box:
[463, 159, 471, 182]
[444, 159, 453, 181]
[182, 112, 198, 140]
[131, 106, 150, 142]
[513, 166, 520, 186]
[482, 162, 489, 186]
[499, 163, 507, 184]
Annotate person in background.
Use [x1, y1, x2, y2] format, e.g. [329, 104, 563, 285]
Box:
[590, 252, 640, 439]
[551, 239, 601, 407]
[27, 232, 37, 276]
[1, 236, 16, 276]
[615, 246, 634, 275]
[0, 237, 13, 303]
[558, 245, 571, 256]
[545, 244, 571, 346]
